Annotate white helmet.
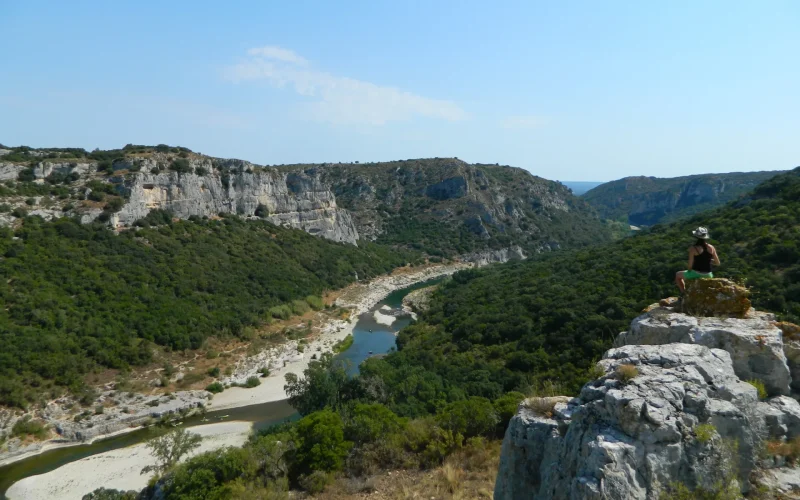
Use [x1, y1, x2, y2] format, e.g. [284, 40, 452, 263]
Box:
[692, 226, 710, 239]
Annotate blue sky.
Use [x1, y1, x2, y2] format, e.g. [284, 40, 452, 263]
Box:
[1, 1, 798, 181]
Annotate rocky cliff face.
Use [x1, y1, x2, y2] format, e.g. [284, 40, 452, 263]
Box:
[0, 148, 610, 256]
[584, 171, 782, 226]
[495, 302, 800, 499]
[112, 158, 359, 244]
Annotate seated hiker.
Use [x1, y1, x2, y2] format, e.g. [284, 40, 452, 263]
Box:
[675, 226, 720, 292]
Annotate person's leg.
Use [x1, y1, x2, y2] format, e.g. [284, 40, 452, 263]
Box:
[675, 271, 686, 292]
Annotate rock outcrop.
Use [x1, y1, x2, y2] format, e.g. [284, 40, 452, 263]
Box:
[682, 278, 751, 318]
[496, 307, 800, 499]
[615, 305, 791, 396]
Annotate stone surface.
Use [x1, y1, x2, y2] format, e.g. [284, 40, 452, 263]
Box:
[112, 166, 360, 245]
[615, 307, 791, 396]
[495, 343, 771, 500]
[683, 278, 751, 318]
[461, 246, 527, 266]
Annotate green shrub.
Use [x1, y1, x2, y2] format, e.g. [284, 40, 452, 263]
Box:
[207, 367, 220, 378]
[695, 423, 716, 444]
[493, 391, 525, 431]
[205, 382, 224, 394]
[169, 159, 192, 174]
[24, 198, 35, 206]
[291, 299, 310, 316]
[305, 295, 324, 311]
[746, 379, 768, 400]
[11, 207, 27, 218]
[258, 366, 270, 377]
[344, 403, 407, 445]
[436, 397, 499, 439]
[333, 334, 354, 353]
[291, 409, 352, 476]
[269, 304, 293, 320]
[298, 470, 331, 493]
[12, 416, 48, 439]
[245, 376, 261, 388]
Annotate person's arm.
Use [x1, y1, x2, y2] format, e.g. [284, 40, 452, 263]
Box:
[709, 244, 721, 266]
[688, 247, 695, 270]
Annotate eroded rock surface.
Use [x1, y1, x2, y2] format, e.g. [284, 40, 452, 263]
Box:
[495, 343, 797, 499]
[615, 307, 790, 396]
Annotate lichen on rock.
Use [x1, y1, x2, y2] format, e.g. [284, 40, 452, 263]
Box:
[682, 278, 751, 318]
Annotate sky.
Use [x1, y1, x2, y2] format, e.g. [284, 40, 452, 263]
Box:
[1, 1, 799, 181]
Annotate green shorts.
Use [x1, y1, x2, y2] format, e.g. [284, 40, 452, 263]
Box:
[684, 270, 713, 280]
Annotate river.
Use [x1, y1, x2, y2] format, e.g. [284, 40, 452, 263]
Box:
[0, 278, 438, 499]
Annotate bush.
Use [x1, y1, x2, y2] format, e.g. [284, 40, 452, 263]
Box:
[269, 304, 293, 320]
[169, 159, 192, 174]
[291, 299, 310, 316]
[244, 376, 261, 388]
[746, 379, 768, 399]
[694, 423, 716, 444]
[305, 295, 324, 311]
[333, 334, 353, 354]
[291, 409, 352, 476]
[194, 166, 208, 176]
[25, 198, 35, 206]
[12, 416, 48, 439]
[298, 470, 331, 494]
[18, 168, 35, 182]
[258, 366, 270, 377]
[205, 382, 224, 394]
[11, 207, 27, 218]
[616, 364, 639, 384]
[436, 397, 498, 439]
[493, 391, 525, 430]
[207, 367, 220, 378]
[344, 403, 407, 445]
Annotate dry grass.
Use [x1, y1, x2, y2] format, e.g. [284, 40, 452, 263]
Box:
[314, 439, 502, 500]
[523, 397, 558, 418]
[766, 437, 800, 464]
[615, 364, 639, 384]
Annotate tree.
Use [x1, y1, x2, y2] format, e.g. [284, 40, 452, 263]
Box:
[291, 409, 352, 476]
[141, 429, 203, 475]
[284, 352, 352, 415]
[344, 403, 406, 445]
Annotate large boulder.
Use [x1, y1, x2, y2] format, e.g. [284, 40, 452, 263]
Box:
[682, 278, 751, 318]
[615, 307, 791, 396]
[495, 343, 775, 500]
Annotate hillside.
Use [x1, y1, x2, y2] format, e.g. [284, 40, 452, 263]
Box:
[0, 145, 613, 258]
[85, 168, 800, 500]
[363, 167, 800, 413]
[583, 170, 783, 226]
[0, 215, 415, 408]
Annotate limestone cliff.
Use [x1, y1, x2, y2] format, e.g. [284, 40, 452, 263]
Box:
[495, 303, 800, 499]
[112, 164, 359, 245]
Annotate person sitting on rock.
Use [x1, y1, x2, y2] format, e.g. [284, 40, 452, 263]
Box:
[675, 226, 720, 292]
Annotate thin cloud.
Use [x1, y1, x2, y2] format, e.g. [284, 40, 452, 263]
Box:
[501, 115, 547, 129]
[225, 46, 468, 126]
[247, 46, 308, 66]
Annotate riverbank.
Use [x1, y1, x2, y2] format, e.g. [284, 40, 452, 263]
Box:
[0, 262, 468, 469]
[208, 262, 468, 411]
[6, 421, 252, 500]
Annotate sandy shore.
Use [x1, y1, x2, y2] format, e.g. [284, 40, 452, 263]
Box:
[6, 421, 252, 500]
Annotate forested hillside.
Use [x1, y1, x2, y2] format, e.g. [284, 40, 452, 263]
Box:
[0, 214, 416, 407]
[584, 170, 782, 226]
[364, 167, 800, 407]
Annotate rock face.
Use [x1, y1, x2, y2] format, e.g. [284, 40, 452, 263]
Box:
[497, 308, 800, 499]
[461, 246, 528, 266]
[112, 167, 360, 245]
[495, 343, 800, 499]
[683, 278, 751, 318]
[615, 306, 791, 396]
